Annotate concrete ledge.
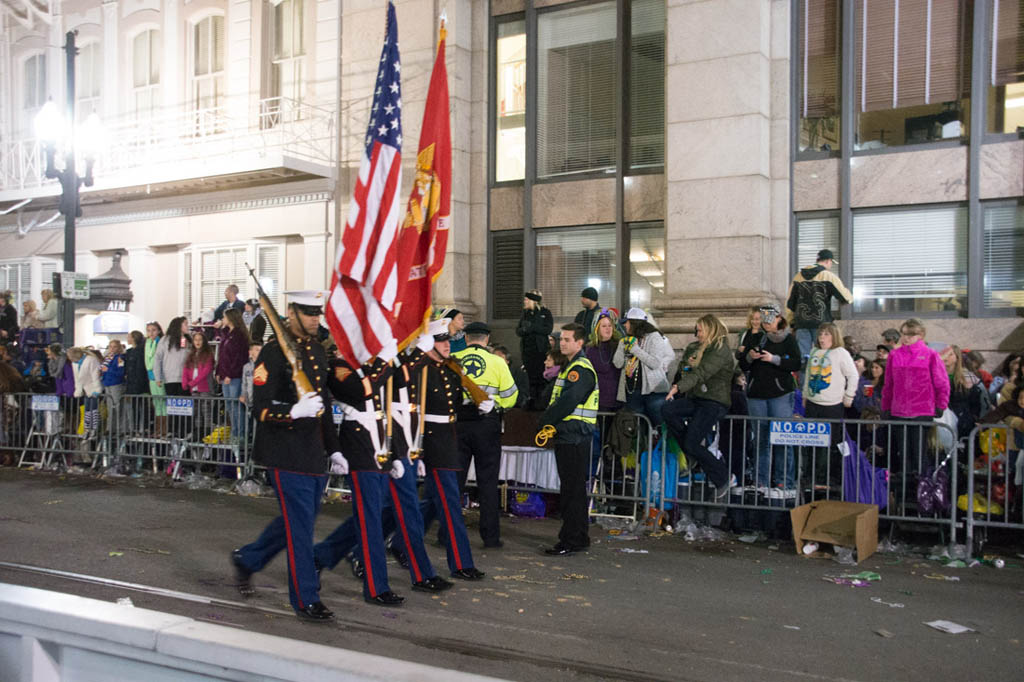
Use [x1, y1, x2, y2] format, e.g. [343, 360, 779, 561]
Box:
[0, 583, 506, 682]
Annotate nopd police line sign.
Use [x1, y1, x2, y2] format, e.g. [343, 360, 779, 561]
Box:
[769, 420, 831, 447]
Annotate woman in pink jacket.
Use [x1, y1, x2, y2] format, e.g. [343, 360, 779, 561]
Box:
[880, 318, 950, 476]
[183, 332, 215, 438]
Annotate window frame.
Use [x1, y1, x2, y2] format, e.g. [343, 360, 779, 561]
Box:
[0, 257, 63, 315]
[180, 240, 285, 321]
[130, 28, 162, 122]
[266, 0, 308, 106]
[490, 11, 527, 188]
[535, 223, 619, 321]
[979, 197, 1024, 315]
[20, 52, 47, 136]
[850, 202, 970, 320]
[189, 13, 227, 119]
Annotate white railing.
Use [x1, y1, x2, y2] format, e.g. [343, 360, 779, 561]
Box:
[0, 97, 336, 193]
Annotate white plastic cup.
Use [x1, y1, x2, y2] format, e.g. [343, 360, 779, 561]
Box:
[802, 542, 819, 555]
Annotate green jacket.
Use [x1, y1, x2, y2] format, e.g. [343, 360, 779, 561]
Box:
[672, 339, 735, 407]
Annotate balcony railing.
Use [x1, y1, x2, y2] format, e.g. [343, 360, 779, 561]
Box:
[0, 97, 336, 194]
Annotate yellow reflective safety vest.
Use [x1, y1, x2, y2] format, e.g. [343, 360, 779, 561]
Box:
[452, 344, 519, 409]
[549, 355, 600, 424]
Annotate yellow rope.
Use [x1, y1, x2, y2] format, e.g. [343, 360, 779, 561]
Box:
[534, 425, 557, 448]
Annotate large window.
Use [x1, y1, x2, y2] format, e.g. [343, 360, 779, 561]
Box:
[628, 224, 664, 311]
[536, 227, 617, 317]
[22, 53, 47, 136]
[537, 2, 617, 178]
[983, 204, 1024, 308]
[495, 19, 526, 182]
[629, 0, 665, 169]
[76, 42, 102, 120]
[0, 259, 61, 314]
[988, 0, 1024, 134]
[853, 207, 968, 314]
[132, 30, 161, 121]
[183, 243, 282, 321]
[798, 0, 840, 153]
[192, 15, 226, 122]
[270, 0, 305, 104]
[854, 0, 972, 150]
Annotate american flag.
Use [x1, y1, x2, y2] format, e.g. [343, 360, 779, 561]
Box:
[327, 1, 402, 367]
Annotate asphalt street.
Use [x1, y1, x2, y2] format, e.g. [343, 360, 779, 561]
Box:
[0, 467, 1021, 681]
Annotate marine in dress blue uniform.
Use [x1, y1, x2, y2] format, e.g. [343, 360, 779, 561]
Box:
[397, 320, 485, 579]
[312, 355, 406, 606]
[230, 290, 340, 622]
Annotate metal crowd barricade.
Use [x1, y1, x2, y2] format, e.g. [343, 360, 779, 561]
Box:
[114, 393, 253, 479]
[8, 391, 254, 479]
[964, 423, 1024, 552]
[647, 413, 960, 542]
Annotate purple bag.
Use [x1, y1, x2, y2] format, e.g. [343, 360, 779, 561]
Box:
[916, 464, 951, 515]
[509, 491, 546, 518]
[842, 436, 889, 510]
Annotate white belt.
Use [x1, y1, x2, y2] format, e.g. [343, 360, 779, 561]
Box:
[424, 414, 455, 424]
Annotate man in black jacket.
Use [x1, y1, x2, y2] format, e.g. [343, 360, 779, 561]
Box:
[516, 290, 553, 409]
[573, 287, 600, 336]
[230, 290, 341, 622]
[786, 249, 852, 368]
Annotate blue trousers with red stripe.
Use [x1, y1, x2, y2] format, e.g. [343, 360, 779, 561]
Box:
[420, 466, 475, 574]
[236, 469, 328, 612]
[379, 458, 437, 584]
[313, 470, 391, 600]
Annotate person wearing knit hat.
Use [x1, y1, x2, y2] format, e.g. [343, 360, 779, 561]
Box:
[574, 287, 601, 337]
[517, 290, 553, 409]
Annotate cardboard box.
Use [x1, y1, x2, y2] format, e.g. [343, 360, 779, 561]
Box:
[790, 500, 878, 564]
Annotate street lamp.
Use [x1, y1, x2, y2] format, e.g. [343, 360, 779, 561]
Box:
[34, 31, 102, 347]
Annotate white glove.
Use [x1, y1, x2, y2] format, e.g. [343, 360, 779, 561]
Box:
[416, 333, 434, 352]
[378, 337, 398, 363]
[329, 452, 349, 475]
[289, 392, 324, 420]
[416, 460, 426, 477]
[390, 459, 405, 480]
[478, 399, 495, 414]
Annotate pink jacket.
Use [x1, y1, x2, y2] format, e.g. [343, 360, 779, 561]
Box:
[182, 356, 215, 394]
[880, 340, 950, 418]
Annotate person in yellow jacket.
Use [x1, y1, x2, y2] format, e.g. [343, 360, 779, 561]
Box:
[538, 323, 599, 556]
[452, 321, 519, 548]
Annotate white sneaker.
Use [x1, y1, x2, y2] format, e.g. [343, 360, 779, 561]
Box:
[768, 486, 797, 500]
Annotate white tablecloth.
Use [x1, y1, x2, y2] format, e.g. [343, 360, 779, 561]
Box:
[465, 446, 559, 490]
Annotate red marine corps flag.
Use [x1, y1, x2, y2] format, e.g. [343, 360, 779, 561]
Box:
[390, 18, 451, 349]
[326, 1, 402, 367]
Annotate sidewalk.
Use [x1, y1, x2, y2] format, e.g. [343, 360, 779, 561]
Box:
[0, 467, 1020, 681]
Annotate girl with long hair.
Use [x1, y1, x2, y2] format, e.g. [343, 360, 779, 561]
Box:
[155, 317, 188, 397]
[145, 322, 166, 435]
[802, 322, 859, 484]
[661, 314, 736, 497]
[586, 310, 622, 412]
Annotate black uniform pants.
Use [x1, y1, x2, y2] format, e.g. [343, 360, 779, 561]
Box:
[555, 438, 592, 550]
[523, 351, 545, 409]
[457, 415, 502, 546]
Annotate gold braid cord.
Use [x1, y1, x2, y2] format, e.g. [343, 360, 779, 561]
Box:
[535, 425, 557, 448]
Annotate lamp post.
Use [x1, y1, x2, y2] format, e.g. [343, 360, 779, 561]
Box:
[35, 31, 102, 347]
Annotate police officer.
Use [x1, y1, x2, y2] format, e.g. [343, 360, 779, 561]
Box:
[452, 321, 519, 548]
[312, 353, 406, 606]
[230, 290, 341, 622]
[395, 319, 485, 580]
[539, 323, 599, 556]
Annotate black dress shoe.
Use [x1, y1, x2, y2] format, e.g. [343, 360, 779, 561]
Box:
[412, 576, 454, 592]
[366, 590, 405, 606]
[295, 601, 335, 622]
[450, 567, 485, 581]
[231, 549, 255, 597]
[387, 539, 410, 568]
[349, 556, 365, 580]
[544, 544, 579, 556]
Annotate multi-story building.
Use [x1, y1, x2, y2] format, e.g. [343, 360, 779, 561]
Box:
[1, 0, 1021, 361]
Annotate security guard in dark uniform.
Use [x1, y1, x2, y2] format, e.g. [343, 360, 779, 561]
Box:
[538, 322, 599, 556]
[393, 319, 485, 579]
[452, 321, 518, 548]
[312, 354, 406, 605]
[231, 290, 341, 622]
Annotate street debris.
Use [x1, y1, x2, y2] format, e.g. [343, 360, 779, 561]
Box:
[875, 629, 895, 638]
[871, 597, 904, 608]
[115, 597, 134, 607]
[924, 620, 974, 634]
[923, 574, 960, 582]
[617, 548, 649, 554]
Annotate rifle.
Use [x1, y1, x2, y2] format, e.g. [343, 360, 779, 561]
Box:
[445, 357, 489, 405]
[244, 263, 316, 399]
